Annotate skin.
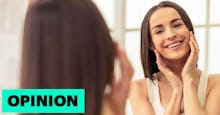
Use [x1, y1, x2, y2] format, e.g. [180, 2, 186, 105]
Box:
[129, 7, 220, 115]
[102, 42, 134, 115]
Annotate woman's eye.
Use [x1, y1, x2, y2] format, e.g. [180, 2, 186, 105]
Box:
[155, 29, 164, 34]
[173, 23, 182, 28]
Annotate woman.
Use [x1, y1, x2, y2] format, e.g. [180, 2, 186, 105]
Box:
[21, 0, 133, 115]
[129, 1, 220, 115]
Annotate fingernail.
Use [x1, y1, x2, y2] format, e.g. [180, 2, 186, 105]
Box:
[189, 31, 194, 39]
[190, 31, 193, 36]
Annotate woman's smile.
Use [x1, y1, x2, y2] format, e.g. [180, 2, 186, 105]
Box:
[149, 7, 190, 60]
[164, 40, 184, 49]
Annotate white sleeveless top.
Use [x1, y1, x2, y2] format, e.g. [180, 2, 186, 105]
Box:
[146, 71, 209, 115]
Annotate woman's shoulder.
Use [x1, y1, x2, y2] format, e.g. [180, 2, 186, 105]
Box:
[208, 74, 220, 86]
[208, 74, 220, 93]
[129, 78, 149, 98]
[130, 78, 151, 92]
[131, 78, 147, 87]
[209, 73, 220, 78]
[129, 78, 155, 114]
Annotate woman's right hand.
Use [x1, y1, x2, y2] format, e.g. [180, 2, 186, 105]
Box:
[154, 50, 183, 115]
[154, 50, 182, 89]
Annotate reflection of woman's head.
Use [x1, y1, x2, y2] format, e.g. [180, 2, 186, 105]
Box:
[140, 1, 194, 80]
[21, 0, 115, 115]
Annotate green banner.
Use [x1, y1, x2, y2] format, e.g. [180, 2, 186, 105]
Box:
[2, 89, 85, 113]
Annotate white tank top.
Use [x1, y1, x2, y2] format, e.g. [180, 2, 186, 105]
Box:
[146, 71, 209, 115]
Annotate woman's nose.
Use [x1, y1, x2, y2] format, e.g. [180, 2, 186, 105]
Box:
[166, 28, 176, 40]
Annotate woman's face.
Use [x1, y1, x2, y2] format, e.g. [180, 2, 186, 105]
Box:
[149, 7, 190, 61]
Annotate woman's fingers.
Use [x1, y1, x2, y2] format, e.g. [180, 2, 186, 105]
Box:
[154, 50, 182, 87]
[115, 42, 134, 83]
[182, 31, 199, 77]
[111, 41, 134, 96]
[106, 42, 133, 114]
[155, 50, 173, 77]
[187, 31, 199, 66]
[190, 31, 199, 53]
[154, 50, 170, 73]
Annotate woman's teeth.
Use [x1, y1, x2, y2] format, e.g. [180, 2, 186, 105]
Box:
[167, 42, 181, 48]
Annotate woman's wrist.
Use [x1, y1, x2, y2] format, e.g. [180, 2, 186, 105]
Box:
[172, 86, 183, 95]
[171, 80, 183, 91]
[182, 78, 197, 90]
[182, 75, 195, 84]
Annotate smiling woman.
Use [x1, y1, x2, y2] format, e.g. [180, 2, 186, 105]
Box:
[149, 7, 190, 61]
[129, 1, 220, 115]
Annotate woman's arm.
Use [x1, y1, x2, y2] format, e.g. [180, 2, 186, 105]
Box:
[102, 43, 134, 115]
[183, 74, 220, 115]
[155, 50, 183, 115]
[129, 79, 183, 115]
[204, 74, 220, 115]
[182, 32, 220, 115]
[181, 31, 205, 115]
[129, 79, 155, 115]
[163, 87, 183, 115]
[183, 76, 205, 115]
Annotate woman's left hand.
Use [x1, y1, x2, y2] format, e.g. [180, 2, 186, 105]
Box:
[181, 31, 199, 81]
[102, 42, 134, 115]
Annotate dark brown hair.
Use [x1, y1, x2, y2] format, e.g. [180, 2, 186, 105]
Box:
[21, 0, 115, 115]
[140, 1, 194, 80]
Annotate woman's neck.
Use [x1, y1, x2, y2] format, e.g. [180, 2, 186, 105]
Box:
[165, 58, 187, 75]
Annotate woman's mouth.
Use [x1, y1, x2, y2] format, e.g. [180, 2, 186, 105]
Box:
[167, 42, 182, 48]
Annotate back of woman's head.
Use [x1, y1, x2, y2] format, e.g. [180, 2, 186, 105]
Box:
[21, 0, 115, 115]
[140, 1, 194, 80]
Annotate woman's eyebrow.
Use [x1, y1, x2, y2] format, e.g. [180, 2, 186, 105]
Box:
[171, 18, 182, 23]
[152, 24, 162, 30]
[151, 18, 183, 30]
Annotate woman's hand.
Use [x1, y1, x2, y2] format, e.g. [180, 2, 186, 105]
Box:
[155, 49, 183, 115]
[102, 42, 134, 115]
[154, 50, 182, 89]
[181, 31, 200, 81]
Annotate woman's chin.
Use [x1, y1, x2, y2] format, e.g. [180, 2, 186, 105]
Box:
[163, 52, 189, 62]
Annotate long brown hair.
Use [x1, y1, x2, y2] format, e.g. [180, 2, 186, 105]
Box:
[21, 0, 115, 115]
[141, 1, 194, 80]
